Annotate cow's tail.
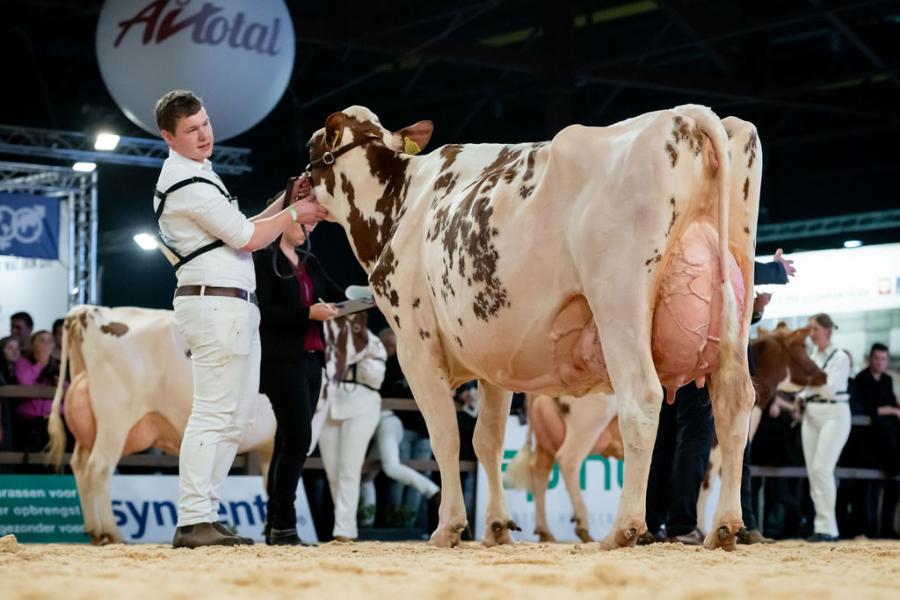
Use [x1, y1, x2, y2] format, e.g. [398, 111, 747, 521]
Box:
[503, 394, 535, 493]
[47, 320, 69, 470]
[679, 105, 752, 431]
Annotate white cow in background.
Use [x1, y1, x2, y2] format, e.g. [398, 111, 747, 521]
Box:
[47, 305, 275, 544]
[305, 104, 761, 549]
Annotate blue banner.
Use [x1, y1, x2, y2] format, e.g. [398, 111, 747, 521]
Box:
[0, 193, 60, 260]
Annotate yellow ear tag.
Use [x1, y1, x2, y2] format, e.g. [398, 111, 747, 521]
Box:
[329, 132, 341, 151]
[403, 136, 421, 155]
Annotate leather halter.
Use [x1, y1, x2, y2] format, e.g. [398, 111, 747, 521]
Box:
[304, 135, 382, 181]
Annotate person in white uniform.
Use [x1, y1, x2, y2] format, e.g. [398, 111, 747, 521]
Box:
[152, 90, 328, 548]
[800, 312, 853, 542]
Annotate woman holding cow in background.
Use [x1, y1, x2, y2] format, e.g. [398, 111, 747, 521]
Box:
[253, 183, 341, 545]
[800, 313, 852, 542]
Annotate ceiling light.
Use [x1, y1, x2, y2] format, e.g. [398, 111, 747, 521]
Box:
[133, 233, 159, 251]
[94, 132, 120, 150]
[72, 162, 97, 172]
[843, 240, 862, 248]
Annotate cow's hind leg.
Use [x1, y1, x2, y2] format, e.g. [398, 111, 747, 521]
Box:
[589, 318, 663, 550]
[475, 381, 518, 546]
[70, 443, 98, 542]
[706, 337, 754, 550]
[83, 425, 129, 544]
[531, 446, 556, 543]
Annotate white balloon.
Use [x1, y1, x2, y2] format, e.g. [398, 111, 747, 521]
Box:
[96, 0, 295, 141]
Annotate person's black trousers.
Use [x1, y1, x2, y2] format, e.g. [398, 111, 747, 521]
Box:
[260, 353, 323, 530]
[646, 384, 715, 537]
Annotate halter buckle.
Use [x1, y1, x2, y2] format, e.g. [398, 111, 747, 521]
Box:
[322, 151, 335, 165]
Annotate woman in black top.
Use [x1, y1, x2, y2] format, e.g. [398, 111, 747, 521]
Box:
[253, 196, 341, 545]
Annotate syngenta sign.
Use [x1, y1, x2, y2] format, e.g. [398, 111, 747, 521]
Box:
[96, 0, 295, 140]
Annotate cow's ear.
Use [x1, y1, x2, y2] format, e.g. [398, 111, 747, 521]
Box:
[396, 120, 433, 155]
[325, 112, 346, 150]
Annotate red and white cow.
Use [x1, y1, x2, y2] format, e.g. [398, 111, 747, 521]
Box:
[505, 393, 622, 542]
[306, 105, 760, 549]
[47, 305, 275, 544]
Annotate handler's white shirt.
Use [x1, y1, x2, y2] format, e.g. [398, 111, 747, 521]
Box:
[154, 149, 255, 290]
[806, 343, 852, 401]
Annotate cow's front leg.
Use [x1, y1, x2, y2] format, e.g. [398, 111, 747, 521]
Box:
[399, 347, 467, 548]
[474, 381, 517, 546]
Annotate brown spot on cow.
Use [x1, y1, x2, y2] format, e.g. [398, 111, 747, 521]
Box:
[371, 244, 400, 308]
[412, 297, 420, 309]
[671, 116, 704, 158]
[519, 184, 535, 199]
[457, 318, 463, 326]
[553, 397, 571, 415]
[100, 322, 129, 337]
[427, 147, 519, 322]
[665, 142, 678, 167]
[743, 226, 750, 234]
[743, 177, 750, 201]
[666, 197, 679, 237]
[455, 335, 464, 347]
[393, 315, 401, 329]
[744, 132, 758, 168]
[418, 329, 431, 340]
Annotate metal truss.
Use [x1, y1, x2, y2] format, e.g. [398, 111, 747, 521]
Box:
[0, 124, 252, 175]
[756, 209, 900, 243]
[0, 161, 97, 307]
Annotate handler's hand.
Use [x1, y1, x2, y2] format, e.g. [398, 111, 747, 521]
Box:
[309, 302, 339, 321]
[294, 201, 329, 225]
[773, 248, 796, 278]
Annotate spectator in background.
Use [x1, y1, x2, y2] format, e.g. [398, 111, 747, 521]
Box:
[0, 336, 19, 385]
[800, 313, 853, 542]
[13, 330, 59, 451]
[10, 312, 34, 357]
[377, 327, 436, 529]
[852, 343, 899, 538]
[51, 318, 65, 362]
[0, 336, 22, 450]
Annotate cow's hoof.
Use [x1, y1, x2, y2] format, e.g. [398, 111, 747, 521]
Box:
[535, 528, 556, 543]
[600, 521, 646, 550]
[429, 522, 467, 548]
[703, 521, 741, 551]
[91, 532, 118, 546]
[575, 527, 594, 543]
[483, 519, 519, 547]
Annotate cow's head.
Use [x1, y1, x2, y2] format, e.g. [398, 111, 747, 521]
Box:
[305, 106, 433, 268]
[770, 324, 827, 388]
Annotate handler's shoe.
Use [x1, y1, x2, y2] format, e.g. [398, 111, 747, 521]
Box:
[667, 528, 704, 546]
[172, 522, 242, 549]
[266, 527, 306, 546]
[737, 527, 774, 544]
[637, 530, 663, 545]
[806, 532, 839, 543]
[214, 521, 254, 545]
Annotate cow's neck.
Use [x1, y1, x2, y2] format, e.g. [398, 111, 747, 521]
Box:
[334, 146, 412, 273]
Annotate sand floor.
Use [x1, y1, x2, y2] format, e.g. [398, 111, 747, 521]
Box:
[1, 535, 898, 599]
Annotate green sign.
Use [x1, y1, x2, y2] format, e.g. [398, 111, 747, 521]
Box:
[0, 475, 86, 543]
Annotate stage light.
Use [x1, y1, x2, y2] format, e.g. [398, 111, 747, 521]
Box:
[133, 233, 159, 251]
[72, 162, 97, 172]
[843, 240, 863, 248]
[94, 132, 120, 150]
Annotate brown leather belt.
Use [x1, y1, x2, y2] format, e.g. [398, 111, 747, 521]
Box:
[175, 285, 257, 305]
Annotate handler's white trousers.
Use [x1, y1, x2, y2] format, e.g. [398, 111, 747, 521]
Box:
[173, 296, 261, 527]
[801, 402, 851, 537]
[319, 407, 381, 539]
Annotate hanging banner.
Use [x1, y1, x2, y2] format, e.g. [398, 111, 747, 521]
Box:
[0, 193, 60, 260]
[0, 474, 317, 544]
[475, 416, 624, 542]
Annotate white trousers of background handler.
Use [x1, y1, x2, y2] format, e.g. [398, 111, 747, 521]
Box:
[174, 295, 261, 526]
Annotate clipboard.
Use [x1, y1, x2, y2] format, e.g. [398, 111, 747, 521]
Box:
[333, 296, 377, 317]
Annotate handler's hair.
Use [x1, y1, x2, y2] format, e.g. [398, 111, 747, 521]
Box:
[154, 90, 203, 134]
